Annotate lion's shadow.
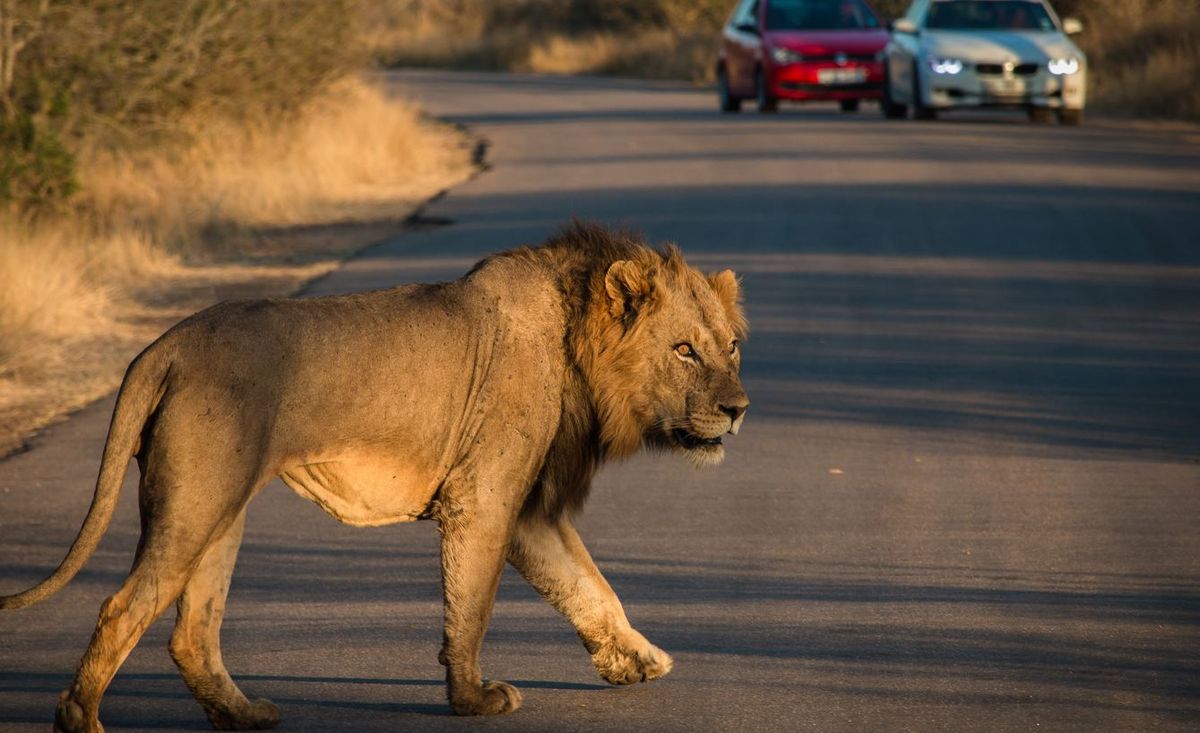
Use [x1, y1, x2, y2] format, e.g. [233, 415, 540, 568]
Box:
[0, 671, 608, 729]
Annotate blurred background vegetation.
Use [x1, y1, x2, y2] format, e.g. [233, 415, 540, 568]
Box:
[369, 0, 1200, 121]
[1, 0, 364, 217]
[362, 0, 735, 82]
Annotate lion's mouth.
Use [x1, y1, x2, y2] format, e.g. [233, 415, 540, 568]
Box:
[672, 428, 723, 450]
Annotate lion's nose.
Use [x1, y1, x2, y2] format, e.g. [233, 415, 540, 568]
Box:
[718, 400, 748, 424]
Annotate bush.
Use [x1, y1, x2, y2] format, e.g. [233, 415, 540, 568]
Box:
[1061, 0, 1200, 118]
[0, 0, 361, 214]
[366, 0, 730, 82]
[0, 94, 77, 216]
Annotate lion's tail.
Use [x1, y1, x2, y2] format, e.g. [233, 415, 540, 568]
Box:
[0, 344, 170, 610]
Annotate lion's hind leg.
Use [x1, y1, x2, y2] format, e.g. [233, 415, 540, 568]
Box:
[55, 451, 262, 733]
[55, 517, 227, 733]
[170, 510, 280, 731]
[508, 514, 673, 686]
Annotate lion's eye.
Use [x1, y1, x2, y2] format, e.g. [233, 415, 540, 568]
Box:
[730, 340, 739, 355]
[674, 343, 697, 359]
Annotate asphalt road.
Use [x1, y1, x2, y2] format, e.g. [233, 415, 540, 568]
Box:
[3, 71, 1199, 732]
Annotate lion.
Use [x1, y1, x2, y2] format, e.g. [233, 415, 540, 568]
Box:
[0, 221, 749, 732]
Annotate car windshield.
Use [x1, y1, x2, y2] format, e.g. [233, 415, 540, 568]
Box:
[765, 0, 881, 30]
[926, 1, 1057, 31]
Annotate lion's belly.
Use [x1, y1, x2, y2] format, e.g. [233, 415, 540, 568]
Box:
[279, 450, 440, 527]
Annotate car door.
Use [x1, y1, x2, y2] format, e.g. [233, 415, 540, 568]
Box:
[887, 0, 928, 103]
[723, 0, 762, 98]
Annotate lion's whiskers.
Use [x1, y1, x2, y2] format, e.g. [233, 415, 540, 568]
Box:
[652, 416, 692, 432]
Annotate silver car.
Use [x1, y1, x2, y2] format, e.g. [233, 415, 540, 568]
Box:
[881, 0, 1086, 124]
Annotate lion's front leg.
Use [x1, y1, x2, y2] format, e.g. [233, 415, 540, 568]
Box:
[508, 514, 673, 685]
[436, 496, 523, 716]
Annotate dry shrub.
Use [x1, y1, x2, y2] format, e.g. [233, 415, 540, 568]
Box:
[1, 1, 477, 452]
[1, 0, 364, 216]
[0, 223, 115, 377]
[88, 79, 473, 231]
[0, 216, 182, 453]
[365, 0, 728, 82]
[1064, 0, 1200, 119]
[523, 31, 718, 82]
[0, 219, 178, 372]
[1092, 44, 1200, 120]
[0, 78, 474, 454]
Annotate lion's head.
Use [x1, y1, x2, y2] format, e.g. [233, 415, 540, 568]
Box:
[580, 242, 749, 467]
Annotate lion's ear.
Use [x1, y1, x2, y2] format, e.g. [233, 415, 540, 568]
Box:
[605, 260, 657, 322]
[707, 269, 748, 338]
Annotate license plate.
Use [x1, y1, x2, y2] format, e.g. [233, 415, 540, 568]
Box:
[817, 67, 866, 85]
[985, 78, 1025, 96]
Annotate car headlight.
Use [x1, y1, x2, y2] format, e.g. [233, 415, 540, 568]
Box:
[771, 47, 804, 64]
[1047, 57, 1080, 75]
[927, 56, 964, 75]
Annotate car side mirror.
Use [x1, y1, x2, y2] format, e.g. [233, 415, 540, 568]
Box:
[1062, 17, 1083, 35]
[735, 22, 760, 35]
[891, 18, 918, 35]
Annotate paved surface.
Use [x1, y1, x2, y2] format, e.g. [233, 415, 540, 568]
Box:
[3, 71, 1200, 732]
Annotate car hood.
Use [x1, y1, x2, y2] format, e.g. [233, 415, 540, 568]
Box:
[922, 31, 1082, 62]
[766, 29, 889, 55]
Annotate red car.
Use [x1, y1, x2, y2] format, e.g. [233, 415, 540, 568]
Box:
[718, 0, 889, 113]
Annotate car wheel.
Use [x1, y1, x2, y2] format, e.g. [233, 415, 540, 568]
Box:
[880, 64, 907, 119]
[1058, 109, 1083, 126]
[718, 66, 742, 113]
[755, 68, 778, 113]
[912, 62, 936, 120]
[1028, 107, 1053, 124]
[839, 99, 860, 113]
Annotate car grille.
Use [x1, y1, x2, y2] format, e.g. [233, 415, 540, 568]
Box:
[975, 62, 1040, 76]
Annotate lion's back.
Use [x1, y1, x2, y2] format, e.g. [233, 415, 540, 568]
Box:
[144, 271, 568, 470]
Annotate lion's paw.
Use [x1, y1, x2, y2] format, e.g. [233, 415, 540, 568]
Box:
[451, 680, 523, 716]
[593, 638, 674, 685]
[207, 698, 282, 731]
[54, 695, 102, 733]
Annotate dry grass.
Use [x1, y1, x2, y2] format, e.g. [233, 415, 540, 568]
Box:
[1068, 0, 1200, 120]
[83, 79, 472, 233]
[0, 77, 475, 455]
[363, 0, 724, 83]
[374, 25, 719, 84]
[523, 30, 717, 81]
[0, 223, 118, 375]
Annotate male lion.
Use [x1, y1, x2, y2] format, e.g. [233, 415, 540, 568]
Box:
[1, 221, 749, 732]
